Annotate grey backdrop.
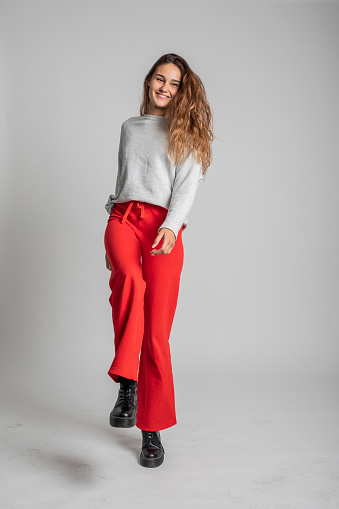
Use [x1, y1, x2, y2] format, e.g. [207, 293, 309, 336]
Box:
[1, 0, 338, 410]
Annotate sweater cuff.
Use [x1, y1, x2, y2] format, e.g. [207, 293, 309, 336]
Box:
[105, 195, 115, 215]
[158, 223, 180, 241]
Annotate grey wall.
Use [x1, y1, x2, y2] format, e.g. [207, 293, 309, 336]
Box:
[1, 0, 338, 411]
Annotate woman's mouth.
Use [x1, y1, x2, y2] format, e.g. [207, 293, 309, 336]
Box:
[156, 93, 169, 99]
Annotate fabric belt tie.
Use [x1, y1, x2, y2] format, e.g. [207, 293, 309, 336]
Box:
[121, 201, 145, 224]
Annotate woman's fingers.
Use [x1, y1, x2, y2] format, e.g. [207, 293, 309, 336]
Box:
[150, 228, 176, 256]
[105, 252, 112, 270]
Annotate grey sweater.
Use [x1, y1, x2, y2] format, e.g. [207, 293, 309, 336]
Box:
[105, 114, 204, 239]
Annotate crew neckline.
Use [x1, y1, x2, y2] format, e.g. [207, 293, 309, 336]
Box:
[142, 114, 165, 119]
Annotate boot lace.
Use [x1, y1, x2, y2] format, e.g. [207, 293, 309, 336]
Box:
[117, 383, 137, 406]
[143, 431, 162, 449]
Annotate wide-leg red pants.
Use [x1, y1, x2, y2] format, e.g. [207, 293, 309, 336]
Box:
[104, 200, 184, 431]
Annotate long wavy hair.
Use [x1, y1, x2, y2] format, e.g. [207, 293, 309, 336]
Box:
[140, 53, 214, 179]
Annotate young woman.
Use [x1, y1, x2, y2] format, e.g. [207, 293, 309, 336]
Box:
[104, 53, 214, 468]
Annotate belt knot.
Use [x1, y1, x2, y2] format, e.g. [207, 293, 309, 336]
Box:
[120, 201, 145, 224]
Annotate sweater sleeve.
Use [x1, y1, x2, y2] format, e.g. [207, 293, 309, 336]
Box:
[157, 154, 203, 240]
[105, 123, 124, 215]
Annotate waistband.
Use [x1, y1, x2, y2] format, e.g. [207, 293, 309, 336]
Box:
[121, 201, 145, 224]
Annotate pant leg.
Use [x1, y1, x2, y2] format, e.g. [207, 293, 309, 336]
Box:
[104, 206, 146, 383]
[104, 200, 184, 431]
[136, 222, 184, 431]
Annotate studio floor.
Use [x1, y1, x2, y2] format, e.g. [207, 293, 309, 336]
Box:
[1, 377, 338, 509]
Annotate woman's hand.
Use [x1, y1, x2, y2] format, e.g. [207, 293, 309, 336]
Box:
[105, 252, 112, 271]
[150, 228, 176, 256]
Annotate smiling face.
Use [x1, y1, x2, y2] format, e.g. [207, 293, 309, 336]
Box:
[147, 63, 182, 116]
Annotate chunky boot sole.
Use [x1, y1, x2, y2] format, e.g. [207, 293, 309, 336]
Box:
[109, 412, 136, 428]
[140, 450, 165, 468]
[110, 414, 136, 428]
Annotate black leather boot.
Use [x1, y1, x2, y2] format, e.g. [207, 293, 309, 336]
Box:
[140, 430, 165, 468]
[110, 376, 138, 428]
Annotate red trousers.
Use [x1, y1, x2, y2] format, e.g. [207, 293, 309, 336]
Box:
[104, 200, 184, 431]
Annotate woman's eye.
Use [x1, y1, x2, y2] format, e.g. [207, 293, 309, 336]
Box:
[156, 78, 178, 87]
